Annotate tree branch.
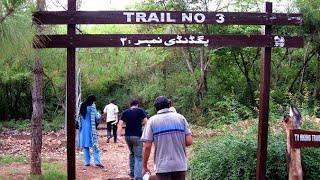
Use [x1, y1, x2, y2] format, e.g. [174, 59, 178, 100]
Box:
[233, 51, 245, 75]
[288, 51, 316, 92]
[0, 8, 14, 24]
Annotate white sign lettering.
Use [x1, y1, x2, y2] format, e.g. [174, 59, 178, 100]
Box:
[216, 13, 225, 23]
[136, 12, 147, 22]
[194, 13, 206, 23]
[300, 134, 311, 141]
[122, 12, 225, 24]
[166, 13, 176, 22]
[294, 134, 320, 142]
[181, 13, 192, 22]
[148, 12, 159, 22]
[312, 135, 320, 141]
[123, 12, 135, 22]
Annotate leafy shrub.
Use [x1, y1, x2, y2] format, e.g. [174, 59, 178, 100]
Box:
[301, 148, 320, 180]
[190, 128, 320, 179]
[0, 119, 30, 131]
[0, 114, 65, 132]
[43, 113, 65, 132]
[207, 96, 253, 127]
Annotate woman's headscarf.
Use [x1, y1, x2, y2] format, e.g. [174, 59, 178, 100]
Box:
[80, 95, 96, 117]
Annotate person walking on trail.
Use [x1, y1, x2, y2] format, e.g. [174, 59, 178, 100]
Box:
[117, 99, 148, 180]
[78, 95, 104, 168]
[141, 96, 193, 180]
[103, 99, 119, 143]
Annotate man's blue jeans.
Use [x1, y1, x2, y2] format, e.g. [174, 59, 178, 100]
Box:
[83, 146, 102, 165]
[125, 136, 143, 180]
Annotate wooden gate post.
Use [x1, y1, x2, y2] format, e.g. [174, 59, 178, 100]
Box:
[283, 106, 303, 180]
[67, 0, 76, 179]
[256, 2, 272, 179]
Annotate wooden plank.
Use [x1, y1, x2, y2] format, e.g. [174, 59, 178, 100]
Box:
[33, 34, 303, 48]
[290, 129, 320, 148]
[66, 0, 76, 179]
[32, 11, 303, 25]
[256, 2, 272, 180]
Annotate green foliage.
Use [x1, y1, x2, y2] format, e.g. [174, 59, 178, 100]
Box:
[190, 123, 320, 180]
[41, 163, 67, 180]
[190, 133, 257, 180]
[0, 154, 28, 165]
[207, 96, 254, 128]
[0, 0, 319, 132]
[0, 0, 35, 120]
[0, 119, 30, 130]
[301, 148, 320, 180]
[30, 163, 67, 180]
[43, 112, 65, 132]
[0, 113, 65, 132]
[296, 0, 320, 35]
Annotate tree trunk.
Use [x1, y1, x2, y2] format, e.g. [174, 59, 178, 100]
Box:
[30, 55, 44, 175]
[233, 51, 257, 107]
[283, 107, 303, 180]
[299, 42, 310, 93]
[30, 0, 45, 176]
[244, 69, 256, 107]
[197, 48, 210, 100]
[315, 54, 320, 100]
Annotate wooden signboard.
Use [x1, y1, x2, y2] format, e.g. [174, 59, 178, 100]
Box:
[33, 11, 302, 25]
[34, 34, 303, 48]
[290, 129, 320, 148]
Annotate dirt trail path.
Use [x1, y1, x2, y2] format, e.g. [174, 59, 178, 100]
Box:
[0, 123, 154, 180]
[75, 124, 155, 179]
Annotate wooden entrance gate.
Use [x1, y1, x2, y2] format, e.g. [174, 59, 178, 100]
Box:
[32, 1, 303, 179]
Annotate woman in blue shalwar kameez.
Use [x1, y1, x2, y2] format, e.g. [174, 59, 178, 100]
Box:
[78, 95, 104, 168]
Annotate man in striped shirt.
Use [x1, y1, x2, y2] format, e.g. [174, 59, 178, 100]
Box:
[141, 96, 193, 180]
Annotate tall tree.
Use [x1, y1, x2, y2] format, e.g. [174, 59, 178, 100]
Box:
[293, 0, 320, 97]
[30, 0, 45, 176]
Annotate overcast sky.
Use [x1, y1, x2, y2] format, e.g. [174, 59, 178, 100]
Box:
[47, 0, 143, 10]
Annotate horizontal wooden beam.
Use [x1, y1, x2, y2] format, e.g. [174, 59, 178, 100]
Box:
[33, 34, 303, 48]
[290, 129, 320, 148]
[32, 11, 303, 25]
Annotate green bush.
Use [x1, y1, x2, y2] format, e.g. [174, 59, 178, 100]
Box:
[301, 148, 320, 180]
[0, 115, 65, 132]
[43, 113, 65, 132]
[207, 96, 254, 128]
[190, 134, 256, 180]
[0, 119, 30, 131]
[190, 129, 320, 180]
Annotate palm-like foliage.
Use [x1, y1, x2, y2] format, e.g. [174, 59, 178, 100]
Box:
[0, 0, 35, 120]
[0, 0, 35, 61]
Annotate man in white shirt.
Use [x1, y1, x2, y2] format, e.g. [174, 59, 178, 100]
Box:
[103, 99, 119, 143]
